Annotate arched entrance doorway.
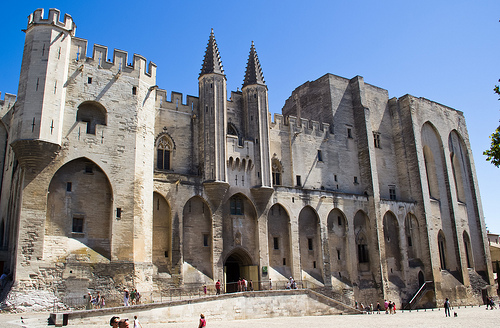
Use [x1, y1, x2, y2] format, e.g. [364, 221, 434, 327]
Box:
[224, 248, 258, 293]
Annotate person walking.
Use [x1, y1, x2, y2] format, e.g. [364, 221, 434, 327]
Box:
[124, 289, 130, 307]
[198, 314, 206, 328]
[133, 315, 143, 328]
[444, 298, 451, 317]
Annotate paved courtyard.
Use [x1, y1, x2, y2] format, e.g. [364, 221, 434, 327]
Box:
[1, 306, 499, 328]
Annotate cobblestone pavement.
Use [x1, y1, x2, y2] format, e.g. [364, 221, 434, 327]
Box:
[1, 306, 499, 327]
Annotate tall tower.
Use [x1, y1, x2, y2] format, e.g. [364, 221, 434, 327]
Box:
[11, 9, 75, 170]
[199, 29, 227, 182]
[242, 42, 271, 187]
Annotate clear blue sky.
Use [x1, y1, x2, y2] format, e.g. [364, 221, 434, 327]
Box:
[1, 1, 499, 232]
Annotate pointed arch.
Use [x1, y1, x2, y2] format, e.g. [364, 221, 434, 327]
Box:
[438, 230, 447, 270]
[421, 122, 444, 200]
[153, 192, 172, 273]
[298, 206, 323, 282]
[155, 132, 175, 171]
[448, 130, 468, 203]
[405, 213, 421, 261]
[268, 203, 292, 278]
[183, 196, 213, 278]
[383, 211, 403, 272]
[327, 208, 348, 280]
[463, 231, 474, 268]
[45, 157, 112, 259]
[354, 210, 371, 270]
[224, 193, 259, 272]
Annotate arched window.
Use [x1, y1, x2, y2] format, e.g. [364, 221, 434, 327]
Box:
[76, 101, 107, 135]
[157, 135, 174, 170]
[272, 158, 283, 186]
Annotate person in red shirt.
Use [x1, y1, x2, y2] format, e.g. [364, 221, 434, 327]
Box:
[215, 280, 221, 295]
[198, 314, 206, 328]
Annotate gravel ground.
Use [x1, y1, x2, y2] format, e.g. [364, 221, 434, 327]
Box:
[1, 305, 498, 327]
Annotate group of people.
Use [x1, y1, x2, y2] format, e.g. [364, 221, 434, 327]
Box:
[286, 277, 297, 289]
[123, 288, 141, 306]
[85, 291, 105, 309]
[236, 277, 253, 292]
[355, 300, 397, 314]
[110, 315, 143, 328]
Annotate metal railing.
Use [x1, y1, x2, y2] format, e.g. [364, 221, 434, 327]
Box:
[53, 279, 355, 312]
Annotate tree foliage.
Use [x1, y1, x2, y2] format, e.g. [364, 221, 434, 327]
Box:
[484, 80, 500, 167]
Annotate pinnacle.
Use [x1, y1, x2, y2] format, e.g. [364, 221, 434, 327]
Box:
[200, 29, 224, 77]
[243, 41, 265, 87]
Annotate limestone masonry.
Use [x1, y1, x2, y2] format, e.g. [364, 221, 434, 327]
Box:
[0, 8, 494, 311]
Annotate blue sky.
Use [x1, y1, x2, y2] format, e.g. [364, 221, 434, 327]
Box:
[1, 1, 500, 232]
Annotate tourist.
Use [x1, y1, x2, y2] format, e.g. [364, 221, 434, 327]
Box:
[249, 279, 253, 291]
[133, 315, 143, 328]
[243, 278, 248, 291]
[118, 318, 129, 328]
[110, 316, 120, 328]
[0, 272, 8, 289]
[86, 292, 93, 310]
[135, 289, 141, 304]
[388, 301, 393, 314]
[215, 279, 221, 295]
[130, 288, 136, 305]
[203, 284, 207, 295]
[269, 278, 272, 290]
[384, 300, 388, 314]
[376, 301, 381, 314]
[444, 298, 451, 317]
[198, 314, 206, 328]
[94, 291, 101, 309]
[100, 295, 106, 308]
[124, 289, 130, 306]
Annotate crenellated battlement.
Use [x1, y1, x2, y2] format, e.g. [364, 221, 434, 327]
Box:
[0, 92, 16, 107]
[27, 8, 76, 35]
[271, 113, 330, 136]
[155, 88, 199, 114]
[71, 38, 157, 79]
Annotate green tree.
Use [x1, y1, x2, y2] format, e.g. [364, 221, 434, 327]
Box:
[483, 80, 500, 167]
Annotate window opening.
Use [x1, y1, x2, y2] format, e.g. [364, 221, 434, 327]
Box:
[317, 150, 323, 162]
[308, 238, 313, 250]
[347, 128, 352, 138]
[373, 132, 381, 148]
[230, 197, 244, 215]
[296, 175, 302, 187]
[66, 182, 72, 192]
[116, 208, 122, 219]
[203, 234, 209, 247]
[273, 237, 279, 250]
[72, 216, 84, 233]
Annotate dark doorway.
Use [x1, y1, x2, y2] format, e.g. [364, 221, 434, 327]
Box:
[418, 271, 425, 286]
[225, 255, 241, 293]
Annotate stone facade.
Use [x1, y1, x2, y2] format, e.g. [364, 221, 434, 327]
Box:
[0, 8, 494, 310]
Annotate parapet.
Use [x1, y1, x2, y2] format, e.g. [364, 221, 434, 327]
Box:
[27, 8, 76, 36]
[155, 89, 199, 114]
[71, 38, 157, 79]
[0, 92, 16, 108]
[271, 113, 330, 137]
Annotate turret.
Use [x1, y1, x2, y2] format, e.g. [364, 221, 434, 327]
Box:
[242, 42, 271, 187]
[11, 9, 76, 170]
[198, 29, 227, 182]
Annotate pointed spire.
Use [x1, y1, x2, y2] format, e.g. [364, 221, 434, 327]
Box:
[200, 28, 224, 77]
[243, 41, 266, 87]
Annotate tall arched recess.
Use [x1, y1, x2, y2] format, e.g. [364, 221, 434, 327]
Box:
[421, 122, 458, 274]
[327, 209, 349, 283]
[45, 158, 112, 260]
[448, 130, 487, 274]
[383, 211, 405, 288]
[298, 206, 323, 283]
[183, 196, 213, 280]
[267, 203, 292, 279]
[153, 192, 172, 274]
